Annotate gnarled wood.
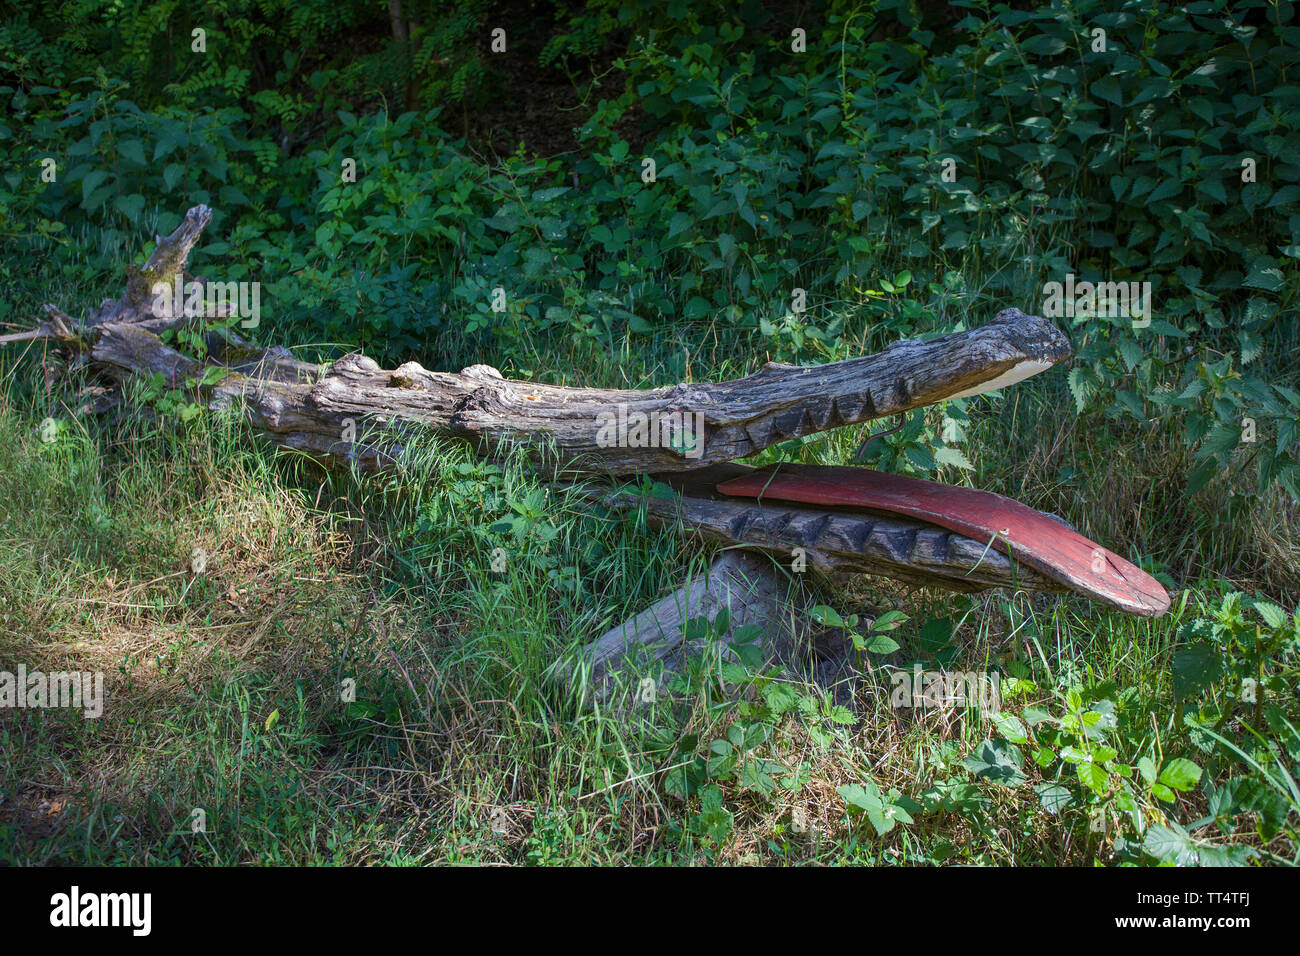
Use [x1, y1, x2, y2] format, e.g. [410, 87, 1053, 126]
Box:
[85, 310, 1069, 475]
[13, 205, 1071, 478]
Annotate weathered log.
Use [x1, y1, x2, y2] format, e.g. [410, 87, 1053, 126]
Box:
[13, 205, 1072, 478]
[83, 314, 1072, 475]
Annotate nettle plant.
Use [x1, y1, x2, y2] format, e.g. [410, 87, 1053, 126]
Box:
[22, 74, 270, 251]
[967, 672, 1235, 864]
[1174, 591, 1300, 736]
[959, 586, 1300, 866]
[810, 603, 909, 659]
[1165, 595, 1299, 862]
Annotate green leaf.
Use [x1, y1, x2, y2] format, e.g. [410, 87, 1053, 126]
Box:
[1036, 783, 1073, 814]
[1143, 824, 1198, 866]
[116, 139, 147, 166]
[695, 784, 733, 843]
[115, 193, 146, 223]
[1238, 328, 1263, 365]
[1076, 761, 1108, 795]
[218, 185, 251, 207]
[1021, 35, 1066, 56]
[1267, 185, 1300, 209]
[962, 738, 1026, 787]
[934, 445, 974, 470]
[861, 633, 900, 654]
[739, 759, 777, 796]
[198, 366, 229, 387]
[1067, 366, 1091, 413]
[1196, 179, 1227, 204]
[531, 186, 571, 202]
[1185, 458, 1217, 496]
[811, 605, 845, 629]
[1091, 76, 1123, 106]
[810, 105, 840, 130]
[1172, 642, 1222, 699]
[1252, 600, 1287, 629]
[871, 610, 908, 631]
[825, 705, 856, 725]
[866, 804, 901, 836]
[162, 163, 185, 192]
[1199, 423, 1240, 460]
[1158, 758, 1203, 792]
[683, 296, 712, 320]
[838, 781, 909, 835]
[992, 713, 1029, 744]
[1147, 179, 1182, 204]
[1243, 263, 1284, 292]
[80, 169, 109, 204]
[1115, 336, 1143, 372]
[1115, 389, 1145, 420]
[1138, 756, 1158, 784]
[837, 781, 882, 812]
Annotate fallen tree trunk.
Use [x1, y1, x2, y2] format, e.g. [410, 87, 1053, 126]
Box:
[9, 205, 1072, 478]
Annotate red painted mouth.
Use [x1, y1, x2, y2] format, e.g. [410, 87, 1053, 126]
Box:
[716, 464, 1171, 618]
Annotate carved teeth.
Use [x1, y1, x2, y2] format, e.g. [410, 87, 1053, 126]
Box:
[743, 420, 774, 451]
[825, 396, 845, 427]
[771, 408, 805, 437]
[861, 389, 877, 420]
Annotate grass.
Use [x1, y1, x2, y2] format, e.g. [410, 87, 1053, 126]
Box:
[0, 240, 1296, 867]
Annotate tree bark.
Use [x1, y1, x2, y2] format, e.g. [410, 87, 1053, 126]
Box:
[12, 205, 1071, 480]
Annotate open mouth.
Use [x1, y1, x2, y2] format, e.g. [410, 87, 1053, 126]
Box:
[9, 203, 1171, 625]
[603, 307, 1171, 620]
